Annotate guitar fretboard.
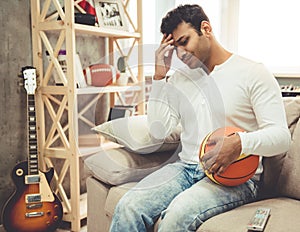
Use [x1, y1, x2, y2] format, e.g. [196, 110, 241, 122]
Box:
[28, 94, 38, 175]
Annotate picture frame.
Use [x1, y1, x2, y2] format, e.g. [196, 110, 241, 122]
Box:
[94, 0, 128, 31]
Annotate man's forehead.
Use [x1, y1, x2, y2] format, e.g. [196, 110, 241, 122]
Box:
[172, 23, 192, 43]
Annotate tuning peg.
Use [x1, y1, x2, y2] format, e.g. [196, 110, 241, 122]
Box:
[18, 72, 23, 78]
[18, 80, 24, 86]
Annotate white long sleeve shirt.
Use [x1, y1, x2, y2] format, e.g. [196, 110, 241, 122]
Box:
[148, 54, 291, 178]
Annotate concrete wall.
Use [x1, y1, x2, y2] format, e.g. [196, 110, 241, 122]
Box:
[0, 1, 107, 224]
[0, 1, 32, 224]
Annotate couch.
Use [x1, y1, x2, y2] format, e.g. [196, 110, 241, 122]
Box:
[85, 97, 300, 232]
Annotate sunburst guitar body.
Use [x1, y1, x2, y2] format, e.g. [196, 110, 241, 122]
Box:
[1, 67, 63, 232]
[2, 161, 63, 232]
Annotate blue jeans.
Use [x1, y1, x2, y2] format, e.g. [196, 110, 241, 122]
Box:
[110, 161, 259, 232]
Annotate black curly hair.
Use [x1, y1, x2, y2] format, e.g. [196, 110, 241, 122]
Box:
[160, 4, 209, 36]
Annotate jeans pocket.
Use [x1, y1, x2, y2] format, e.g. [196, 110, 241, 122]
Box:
[187, 215, 204, 231]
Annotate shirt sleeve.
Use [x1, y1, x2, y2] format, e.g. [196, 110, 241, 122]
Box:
[147, 77, 180, 140]
[238, 63, 291, 156]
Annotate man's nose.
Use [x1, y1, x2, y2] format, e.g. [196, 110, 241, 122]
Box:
[176, 47, 187, 60]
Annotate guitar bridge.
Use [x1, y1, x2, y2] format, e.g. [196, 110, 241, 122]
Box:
[25, 174, 40, 184]
[25, 212, 44, 218]
[26, 194, 41, 203]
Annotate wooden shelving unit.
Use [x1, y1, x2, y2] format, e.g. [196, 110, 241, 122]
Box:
[30, 0, 144, 231]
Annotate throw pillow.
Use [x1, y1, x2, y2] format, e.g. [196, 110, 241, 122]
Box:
[92, 115, 181, 154]
[84, 147, 180, 185]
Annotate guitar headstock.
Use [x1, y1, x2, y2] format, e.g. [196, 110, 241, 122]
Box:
[21, 66, 37, 95]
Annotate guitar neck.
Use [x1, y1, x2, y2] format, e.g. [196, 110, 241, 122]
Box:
[27, 89, 38, 176]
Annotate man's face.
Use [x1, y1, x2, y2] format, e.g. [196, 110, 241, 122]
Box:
[172, 22, 211, 69]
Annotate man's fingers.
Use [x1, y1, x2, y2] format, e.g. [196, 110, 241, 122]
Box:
[156, 44, 174, 60]
[206, 135, 225, 145]
[157, 34, 174, 62]
[201, 149, 216, 162]
[163, 45, 174, 58]
[201, 149, 218, 170]
[161, 33, 171, 43]
[209, 163, 230, 175]
[206, 138, 217, 146]
[203, 158, 215, 171]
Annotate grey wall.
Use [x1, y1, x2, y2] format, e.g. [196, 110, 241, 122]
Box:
[0, 1, 107, 225]
[0, 1, 32, 224]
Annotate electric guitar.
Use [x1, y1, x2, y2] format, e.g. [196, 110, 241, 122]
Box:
[2, 67, 63, 232]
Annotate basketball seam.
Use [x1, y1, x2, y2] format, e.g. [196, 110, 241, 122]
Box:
[199, 127, 259, 186]
[215, 169, 257, 180]
[232, 154, 257, 163]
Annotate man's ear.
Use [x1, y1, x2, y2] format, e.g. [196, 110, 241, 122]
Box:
[200, 21, 212, 35]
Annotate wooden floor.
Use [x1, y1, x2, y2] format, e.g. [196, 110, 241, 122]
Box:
[57, 226, 87, 232]
[0, 224, 87, 232]
[56, 220, 88, 232]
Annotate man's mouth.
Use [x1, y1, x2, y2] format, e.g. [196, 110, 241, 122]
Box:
[183, 54, 193, 64]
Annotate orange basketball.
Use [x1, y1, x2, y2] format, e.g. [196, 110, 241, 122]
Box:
[199, 127, 259, 187]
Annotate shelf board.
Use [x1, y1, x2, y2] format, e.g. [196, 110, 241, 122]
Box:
[75, 23, 141, 38]
[44, 147, 69, 159]
[39, 84, 141, 95]
[78, 146, 103, 157]
[38, 20, 63, 31]
[79, 141, 121, 157]
[39, 86, 68, 94]
[275, 73, 300, 78]
[38, 21, 141, 39]
[43, 141, 122, 158]
[43, 147, 101, 159]
[76, 84, 142, 95]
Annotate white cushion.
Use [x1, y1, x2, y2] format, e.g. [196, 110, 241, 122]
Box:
[92, 115, 181, 154]
[84, 148, 180, 185]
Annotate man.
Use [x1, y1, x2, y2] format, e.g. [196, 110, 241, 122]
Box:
[110, 4, 291, 231]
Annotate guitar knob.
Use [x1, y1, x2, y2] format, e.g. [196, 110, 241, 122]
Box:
[54, 215, 58, 221]
[16, 168, 24, 176]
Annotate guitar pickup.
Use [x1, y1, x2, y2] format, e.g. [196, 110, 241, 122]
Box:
[26, 194, 41, 203]
[25, 212, 44, 218]
[27, 203, 43, 209]
[25, 174, 40, 184]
